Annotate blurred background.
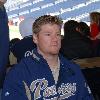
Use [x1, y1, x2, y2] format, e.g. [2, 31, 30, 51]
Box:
[4, 0, 100, 40]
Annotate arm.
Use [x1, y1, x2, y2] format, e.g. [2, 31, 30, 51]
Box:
[82, 81, 94, 100]
[78, 69, 94, 100]
[1, 65, 28, 100]
[72, 63, 94, 100]
[0, 5, 9, 88]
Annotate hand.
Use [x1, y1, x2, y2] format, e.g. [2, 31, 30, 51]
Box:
[95, 32, 100, 39]
[90, 37, 96, 40]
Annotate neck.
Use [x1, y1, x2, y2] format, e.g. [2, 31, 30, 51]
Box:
[38, 49, 59, 68]
[45, 55, 59, 68]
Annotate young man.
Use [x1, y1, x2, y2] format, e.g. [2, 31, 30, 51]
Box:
[2, 15, 93, 100]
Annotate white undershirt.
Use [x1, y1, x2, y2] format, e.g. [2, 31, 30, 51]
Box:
[50, 58, 60, 84]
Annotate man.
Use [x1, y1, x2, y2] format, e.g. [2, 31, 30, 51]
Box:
[0, 0, 9, 88]
[2, 15, 93, 100]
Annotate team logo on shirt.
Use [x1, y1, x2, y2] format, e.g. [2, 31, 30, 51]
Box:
[23, 78, 76, 100]
[24, 50, 40, 61]
[24, 50, 34, 57]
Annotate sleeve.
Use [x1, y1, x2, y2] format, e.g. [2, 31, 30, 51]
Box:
[72, 63, 94, 100]
[82, 81, 94, 100]
[1, 65, 28, 100]
[79, 70, 94, 100]
[0, 6, 9, 88]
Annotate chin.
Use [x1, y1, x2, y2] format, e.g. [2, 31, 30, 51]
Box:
[50, 50, 59, 55]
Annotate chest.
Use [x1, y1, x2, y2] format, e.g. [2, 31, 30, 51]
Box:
[23, 65, 79, 100]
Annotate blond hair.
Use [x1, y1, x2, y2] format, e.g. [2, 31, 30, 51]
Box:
[32, 15, 63, 34]
[90, 12, 100, 25]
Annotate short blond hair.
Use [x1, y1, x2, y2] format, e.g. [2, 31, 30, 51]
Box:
[32, 15, 63, 34]
[90, 12, 100, 24]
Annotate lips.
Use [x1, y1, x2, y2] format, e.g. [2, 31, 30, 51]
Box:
[52, 44, 57, 46]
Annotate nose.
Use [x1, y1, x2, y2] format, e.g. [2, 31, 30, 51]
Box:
[52, 34, 58, 41]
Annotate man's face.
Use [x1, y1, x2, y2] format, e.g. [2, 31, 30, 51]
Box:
[33, 24, 61, 56]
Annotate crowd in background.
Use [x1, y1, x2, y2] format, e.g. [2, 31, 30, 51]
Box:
[9, 11, 100, 64]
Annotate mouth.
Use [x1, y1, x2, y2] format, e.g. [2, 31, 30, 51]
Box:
[51, 45, 58, 47]
[52, 43, 57, 45]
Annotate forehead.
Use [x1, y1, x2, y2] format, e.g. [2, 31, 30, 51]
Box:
[40, 24, 61, 31]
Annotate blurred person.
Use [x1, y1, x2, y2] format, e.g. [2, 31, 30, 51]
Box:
[60, 20, 92, 60]
[8, 38, 20, 69]
[1, 15, 93, 100]
[10, 17, 36, 62]
[90, 12, 100, 40]
[5, 38, 20, 74]
[77, 22, 90, 38]
[0, 0, 9, 99]
[90, 12, 100, 56]
[77, 21, 93, 46]
[9, 38, 20, 49]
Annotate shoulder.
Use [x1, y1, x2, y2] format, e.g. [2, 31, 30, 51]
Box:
[60, 55, 82, 74]
[60, 55, 80, 68]
[6, 57, 33, 77]
[7, 55, 40, 76]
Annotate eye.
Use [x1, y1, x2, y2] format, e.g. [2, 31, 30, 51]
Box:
[57, 33, 61, 36]
[44, 33, 51, 36]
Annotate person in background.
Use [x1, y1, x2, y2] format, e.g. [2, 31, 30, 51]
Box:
[10, 17, 36, 63]
[77, 22, 90, 38]
[90, 12, 100, 40]
[7, 38, 20, 73]
[1, 15, 93, 100]
[77, 21, 93, 50]
[60, 20, 92, 60]
[0, 0, 9, 99]
[89, 12, 100, 56]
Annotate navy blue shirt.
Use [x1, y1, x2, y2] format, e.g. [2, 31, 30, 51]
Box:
[2, 49, 94, 100]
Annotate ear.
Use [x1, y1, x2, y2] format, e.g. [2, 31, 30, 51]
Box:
[33, 34, 38, 44]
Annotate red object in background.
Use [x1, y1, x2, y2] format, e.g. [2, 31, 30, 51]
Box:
[90, 23, 99, 39]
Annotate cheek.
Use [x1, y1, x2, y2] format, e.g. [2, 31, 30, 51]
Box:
[58, 39, 61, 48]
[38, 38, 48, 46]
[59, 41, 61, 48]
[39, 36, 50, 44]
[58, 37, 61, 43]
